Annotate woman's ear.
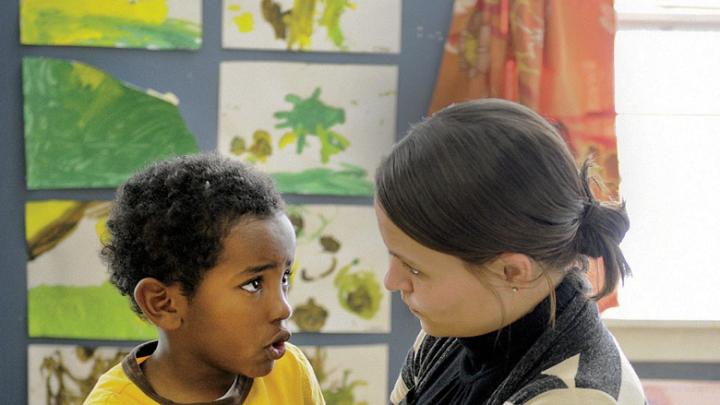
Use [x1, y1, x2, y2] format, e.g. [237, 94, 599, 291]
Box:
[134, 278, 186, 331]
[497, 253, 535, 286]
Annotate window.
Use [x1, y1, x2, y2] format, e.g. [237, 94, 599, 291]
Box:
[602, 0, 720, 321]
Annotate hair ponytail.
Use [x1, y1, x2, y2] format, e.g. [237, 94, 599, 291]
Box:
[575, 160, 632, 299]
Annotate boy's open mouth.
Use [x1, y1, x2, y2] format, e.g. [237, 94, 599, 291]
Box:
[265, 330, 291, 360]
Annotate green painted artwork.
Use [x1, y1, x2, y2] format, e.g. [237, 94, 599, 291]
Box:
[228, 86, 371, 196]
[28, 282, 157, 340]
[276, 87, 349, 163]
[23, 57, 199, 189]
[20, 0, 202, 50]
[285, 205, 389, 333]
[270, 164, 373, 196]
[219, 62, 397, 196]
[334, 259, 382, 320]
[26, 200, 157, 340]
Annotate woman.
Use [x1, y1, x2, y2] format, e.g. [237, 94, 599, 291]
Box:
[375, 99, 646, 405]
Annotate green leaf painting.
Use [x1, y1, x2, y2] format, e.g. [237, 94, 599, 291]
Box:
[23, 57, 199, 189]
[20, 0, 201, 50]
[219, 62, 397, 196]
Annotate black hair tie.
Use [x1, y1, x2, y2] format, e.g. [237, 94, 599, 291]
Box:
[577, 201, 603, 257]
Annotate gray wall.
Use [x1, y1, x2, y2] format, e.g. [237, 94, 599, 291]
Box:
[1, 1, 718, 404]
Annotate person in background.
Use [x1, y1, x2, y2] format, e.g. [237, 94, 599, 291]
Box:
[85, 153, 324, 405]
[374, 99, 646, 405]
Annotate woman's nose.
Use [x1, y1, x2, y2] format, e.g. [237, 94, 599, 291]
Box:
[384, 259, 412, 293]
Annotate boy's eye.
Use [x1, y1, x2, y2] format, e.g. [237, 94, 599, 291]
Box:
[281, 269, 292, 286]
[241, 278, 263, 292]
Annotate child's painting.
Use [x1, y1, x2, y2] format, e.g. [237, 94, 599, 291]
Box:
[218, 62, 397, 196]
[288, 205, 389, 333]
[222, 0, 401, 53]
[300, 345, 388, 405]
[28, 344, 132, 405]
[642, 379, 720, 405]
[26, 200, 157, 340]
[20, 0, 202, 50]
[23, 57, 198, 189]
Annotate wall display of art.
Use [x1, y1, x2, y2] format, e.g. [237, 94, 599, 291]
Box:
[218, 61, 397, 196]
[26, 201, 390, 337]
[22, 57, 199, 189]
[287, 204, 390, 333]
[20, 0, 202, 50]
[300, 344, 388, 405]
[28, 343, 387, 405]
[28, 344, 132, 405]
[222, 0, 401, 53]
[26, 200, 157, 340]
[642, 379, 720, 405]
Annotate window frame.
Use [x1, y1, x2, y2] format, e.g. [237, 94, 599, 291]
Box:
[603, 1, 720, 363]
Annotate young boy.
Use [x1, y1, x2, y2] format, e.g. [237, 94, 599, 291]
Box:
[85, 154, 325, 404]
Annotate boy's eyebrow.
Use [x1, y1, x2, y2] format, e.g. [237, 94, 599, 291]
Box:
[242, 259, 293, 275]
[242, 263, 277, 275]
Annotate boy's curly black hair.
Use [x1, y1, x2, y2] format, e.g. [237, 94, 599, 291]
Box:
[101, 153, 283, 316]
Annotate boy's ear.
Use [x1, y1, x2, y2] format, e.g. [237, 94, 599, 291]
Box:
[134, 278, 186, 331]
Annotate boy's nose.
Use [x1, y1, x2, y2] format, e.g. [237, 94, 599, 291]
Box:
[271, 289, 293, 322]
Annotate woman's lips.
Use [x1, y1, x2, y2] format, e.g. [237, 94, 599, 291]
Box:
[405, 303, 421, 317]
[402, 297, 420, 316]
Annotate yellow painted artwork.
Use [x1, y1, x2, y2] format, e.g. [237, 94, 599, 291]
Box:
[20, 0, 202, 49]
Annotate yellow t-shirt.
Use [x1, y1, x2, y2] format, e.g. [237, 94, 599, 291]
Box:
[84, 341, 325, 405]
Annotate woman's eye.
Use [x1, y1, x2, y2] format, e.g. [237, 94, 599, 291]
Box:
[403, 262, 421, 276]
[241, 278, 263, 292]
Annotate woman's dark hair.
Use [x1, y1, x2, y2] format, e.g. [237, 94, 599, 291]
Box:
[375, 98, 630, 299]
[102, 153, 283, 315]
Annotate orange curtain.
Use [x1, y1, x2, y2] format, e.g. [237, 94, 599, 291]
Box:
[430, 0, 619, 311]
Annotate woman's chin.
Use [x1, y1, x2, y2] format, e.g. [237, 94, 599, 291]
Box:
[419, 320, 446, 337]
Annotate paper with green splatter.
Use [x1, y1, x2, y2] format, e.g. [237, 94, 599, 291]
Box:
[222, 0, 400, 53]
[288, 205, 390, 333]
[23, 57, 198, 189]
[218, 61, 397, 196]
[20, 0, 201, 50]
[300, 345, 388, 405]
[26, 200, 157, 340]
